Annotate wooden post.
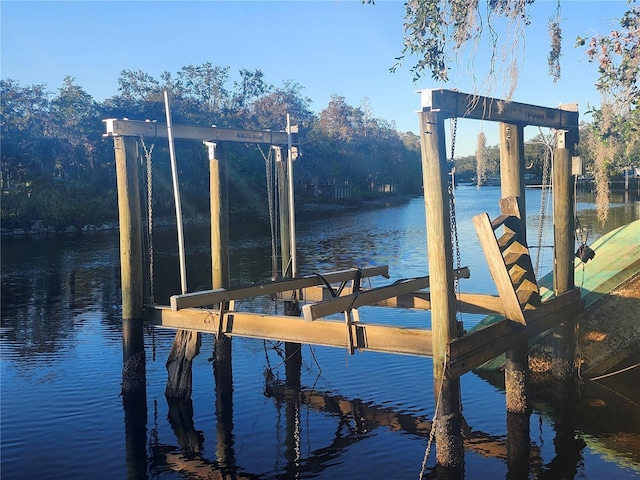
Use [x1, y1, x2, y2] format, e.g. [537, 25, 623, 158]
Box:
[206, 141, 235, 467]
[276, 145, 304, 377]
[419, 109, 464, 469]
[499, 123, 530, 415]
[209, 142, 230, 290]
[210, 140, 232, 380]
[552, 129, 577, 381]
[276, 147, 291, 278]
[115, 136, 146, 393]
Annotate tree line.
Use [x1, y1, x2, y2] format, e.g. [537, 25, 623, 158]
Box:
[1, 66, 424, 231]
[2, 61, 636, 232]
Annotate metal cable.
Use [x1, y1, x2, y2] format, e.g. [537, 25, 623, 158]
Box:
[140, 136, 155, 304]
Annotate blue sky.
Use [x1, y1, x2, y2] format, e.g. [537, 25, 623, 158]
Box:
[1, 1, 629, 155]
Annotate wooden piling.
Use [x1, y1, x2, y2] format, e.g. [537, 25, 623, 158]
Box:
[210, 140, 233, 410]
[499, 123, 530, 414]
[208, 141, 235, 467]
[552, 129, 577, 381]
[114, 136, 146, 393]
[209, 142, 230, 290]
[277, 145, 304, 376]
[419, 109, 464, 468]
[276, 147, 291, 278]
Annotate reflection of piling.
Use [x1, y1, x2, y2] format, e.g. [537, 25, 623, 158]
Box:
[284, 339, 302, 476]
[123, 390, 147, 479]
[419, 109, 464, 469]
[499, 123, 530, 415]
[115, 136, 146, 393]
[167, 397, 204, 455]
[214, 343, 235, 470]
[506, 412, 531, 479]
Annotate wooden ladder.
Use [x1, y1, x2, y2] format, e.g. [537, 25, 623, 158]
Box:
[473, 196, 541, 325]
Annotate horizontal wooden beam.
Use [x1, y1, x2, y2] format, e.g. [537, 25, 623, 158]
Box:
[376, 292, 505, 316]
[419, 89, 579, 130]
[447, 288, 581, 378]
[170, 266, 389, 310]
[103, 118, 297, 145]
[147, 306, 433, 357]
[302, 267, 470, 321]
[303, 276, 431, 321]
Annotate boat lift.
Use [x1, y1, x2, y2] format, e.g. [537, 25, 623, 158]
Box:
[105, 88, 581, 469]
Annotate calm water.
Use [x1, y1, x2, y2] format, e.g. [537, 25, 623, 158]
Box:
[2, 186, 639, 479]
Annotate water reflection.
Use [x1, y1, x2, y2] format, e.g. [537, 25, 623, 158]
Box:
[2, 187, 639, 479]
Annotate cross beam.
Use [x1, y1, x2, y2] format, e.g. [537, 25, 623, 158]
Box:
[420, 89, 579, 130]
[103, 118, 297, 145]
[170, 266, 390, 311]
[147, 306, 434, 357]
[302, 267, 470, 321]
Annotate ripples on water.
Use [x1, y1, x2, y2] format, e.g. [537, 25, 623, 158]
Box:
[2, 187, 639, 479]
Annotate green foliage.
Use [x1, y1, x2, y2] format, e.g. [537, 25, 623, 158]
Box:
[393, 0, 535, 98]
[1, 67, 422, 231]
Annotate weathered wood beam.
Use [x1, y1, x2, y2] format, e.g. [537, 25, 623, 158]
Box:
[473, 212, 526, 325]
[147, 306, 433, 357]
[448, 289, 581, 378]
[302, 276, 430, 321]
[419, 89, 579, 130]
[301, 267, 470, 322]
[103, 118, 296, 145]
[376, 292, 505, 316]
[170, 266, 389, 310]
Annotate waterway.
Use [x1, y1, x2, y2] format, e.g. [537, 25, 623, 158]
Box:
[2, 186, 639, 479]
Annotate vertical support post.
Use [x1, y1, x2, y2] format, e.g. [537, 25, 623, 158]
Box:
[499, 123, 530, 415]
[552, 129, 577, 381]
[115, 136, 148, 476]
[418, 108, 464, 469]
[275, 146, 291, 277]
[207, 142, 230, 290]
[209, 140, 231, 367]
[115, 136, 146, 393]
[500, 123, 532, 476]
[206, 142, 235, 468]
[276, 142, 303, 371]
[286, 114, 298, 278]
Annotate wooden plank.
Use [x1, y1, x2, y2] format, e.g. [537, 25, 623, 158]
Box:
[104, 118, 295, 145]
[170, 266, 389, 310]
[420, 89, 579, 130]
[499, 196, 521, 217]
[448, 289, 580, 378]
[302, 276, 431, 321]
[147, 306, 434, 357]
[301, 267, 470, 321]
[376, 292, 505, 316]
[473, 213, 526, 324]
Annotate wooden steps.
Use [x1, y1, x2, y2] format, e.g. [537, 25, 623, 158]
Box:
[473, 196, 540, 325]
